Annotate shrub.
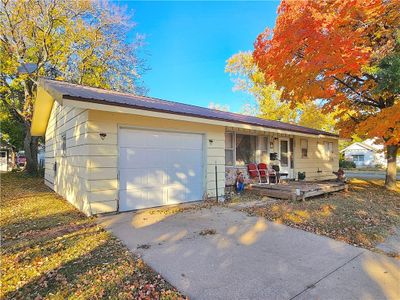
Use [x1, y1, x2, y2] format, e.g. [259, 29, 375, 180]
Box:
[339, 159, 356, 169]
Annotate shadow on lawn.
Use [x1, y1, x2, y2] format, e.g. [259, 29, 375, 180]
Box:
[4, 240, 116, 299]
[4, 234, 171, 299]
[0, 210, 86, 245]
[2, 222, 97, 257]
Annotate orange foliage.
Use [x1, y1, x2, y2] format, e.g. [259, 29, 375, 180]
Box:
[253, 0, 400, 145]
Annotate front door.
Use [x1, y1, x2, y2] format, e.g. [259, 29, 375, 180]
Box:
[279, 139, 290, 176]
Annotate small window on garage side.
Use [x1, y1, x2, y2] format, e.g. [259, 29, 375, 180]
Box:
[324, 141, 333, 160]
[225, 132, 234, 166]
[301, 139, 308, 158]
[61, 133, 67, 157]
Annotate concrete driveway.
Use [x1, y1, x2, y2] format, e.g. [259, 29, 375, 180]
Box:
[98, 206, 400, 300]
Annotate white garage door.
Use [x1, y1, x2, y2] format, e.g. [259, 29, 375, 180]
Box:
[118, 128, 204, 211]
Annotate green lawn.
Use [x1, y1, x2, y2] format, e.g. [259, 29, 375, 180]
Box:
[0, 172, 185, 299]
[243, 179, 400, 256]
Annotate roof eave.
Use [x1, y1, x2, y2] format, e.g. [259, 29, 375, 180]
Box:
[31, 85, 56, 136]
[62, 96, 339, 139]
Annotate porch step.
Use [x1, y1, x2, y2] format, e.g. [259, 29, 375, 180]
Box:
[250, 181, 347, 201]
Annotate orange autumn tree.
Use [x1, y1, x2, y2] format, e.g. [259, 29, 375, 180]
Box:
[254, 0, 400, 189]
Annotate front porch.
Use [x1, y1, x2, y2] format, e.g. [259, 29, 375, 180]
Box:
[223, 128, 339, 184]
[250, 180, 348, 201]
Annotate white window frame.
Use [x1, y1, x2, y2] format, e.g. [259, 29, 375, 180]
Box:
[352, 154, 364, 162]
[300, 139, 308, 158]
[225, 132, 270, 167]
[235, 133, 257, 166]
[225, 132, 235, 166]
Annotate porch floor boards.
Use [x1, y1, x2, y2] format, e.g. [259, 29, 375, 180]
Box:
[250, 181, 347, 201]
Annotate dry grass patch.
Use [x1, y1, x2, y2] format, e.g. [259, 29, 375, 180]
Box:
[243, 179, 400, 253]
[0, 172, 186, 299]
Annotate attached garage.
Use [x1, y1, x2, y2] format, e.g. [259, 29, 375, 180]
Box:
[118, 128, 204, 211]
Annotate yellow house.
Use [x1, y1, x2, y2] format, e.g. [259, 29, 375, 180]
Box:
[31, 79, 339, 216]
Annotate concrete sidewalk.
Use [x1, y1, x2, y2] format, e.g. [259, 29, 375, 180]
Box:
[99, 206, 400, 300]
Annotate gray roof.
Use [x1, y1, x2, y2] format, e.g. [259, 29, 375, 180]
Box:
[42, 79, 338, 137]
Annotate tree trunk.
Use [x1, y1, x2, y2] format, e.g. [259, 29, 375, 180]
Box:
[10, 149, 16, 169]
[385, 144, 398, 190]
[24, 123, 39, 176]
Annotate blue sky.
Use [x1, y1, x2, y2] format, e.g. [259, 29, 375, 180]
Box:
[116, 1, 279, 112]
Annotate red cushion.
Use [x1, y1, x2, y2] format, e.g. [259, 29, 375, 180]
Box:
[258, 163, 267, 170]
[258, 163, 267, 177]
[247, 163, 258, 178]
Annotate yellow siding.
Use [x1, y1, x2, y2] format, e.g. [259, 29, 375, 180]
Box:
[44, 101, 92, 215]
[293, 136, 339, 180]
[45, 102, 338, 215]
[86, 110, 226, 211]
[225, 128, 339, 181]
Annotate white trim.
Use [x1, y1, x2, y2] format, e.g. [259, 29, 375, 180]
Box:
[226, 132, 273, 167]
[279, 137, 291, 177]
[340, 142, 378, 153]
[224, 131, 235, 167]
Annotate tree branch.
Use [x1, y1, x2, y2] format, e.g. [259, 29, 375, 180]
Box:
[332, 75, 382, 108]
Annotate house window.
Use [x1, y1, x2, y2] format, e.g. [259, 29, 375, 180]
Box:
[301, 139, 308, 158]
[324, 141, 333, 160]
[225, 132, 234, 166]
[352, 155, 364, 162]
[236, 134, 256, 166]
[259, 136, 269, 163]
[61, 133, 67, 157]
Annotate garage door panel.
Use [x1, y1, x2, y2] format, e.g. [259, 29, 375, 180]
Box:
[188, 166, 203, 177]
[120, 130, 203, 149]
[119, 128, 203, 211]
[166, 149, 202, 164]
[186, 185, 204, 201]
[120, 148, 167, 167]
[167, 185, 187, 204]
[168, 170, 188, 185]
[119, 188, 165, 210]
[119, 130, 164, 148]
[121, 168, 169, 189]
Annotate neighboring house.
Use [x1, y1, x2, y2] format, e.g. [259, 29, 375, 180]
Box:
[31, 79, 339, 216]
[341, 140, 399, 168]
[0, 148, 10, 171]
[0, 138, 15, 172]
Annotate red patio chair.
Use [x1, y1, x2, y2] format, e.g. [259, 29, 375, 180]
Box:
[258, 163, 277, 184]
[247, 163, 260, 183]
[257, 163, 268, 184]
